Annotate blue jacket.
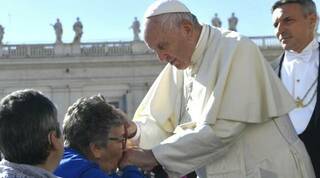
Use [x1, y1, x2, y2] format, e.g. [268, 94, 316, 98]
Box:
[54, 148, 144, 178]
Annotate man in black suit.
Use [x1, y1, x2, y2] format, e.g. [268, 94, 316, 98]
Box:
[271, 0, 319, 176]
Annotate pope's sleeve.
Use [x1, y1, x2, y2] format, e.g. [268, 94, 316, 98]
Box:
[152, 119, 245, 176]
[133, 64, 184, 149]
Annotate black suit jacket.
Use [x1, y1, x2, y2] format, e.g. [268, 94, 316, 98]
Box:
[273, 47, 320, 176]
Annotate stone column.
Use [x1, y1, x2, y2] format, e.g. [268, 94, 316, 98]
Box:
[126, 83, 149, 118]
[51, 85, 71, 125]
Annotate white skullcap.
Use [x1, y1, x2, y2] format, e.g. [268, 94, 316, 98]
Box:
[144, 0, 191, 18]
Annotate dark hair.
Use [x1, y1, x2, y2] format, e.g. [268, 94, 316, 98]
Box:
[271, 0, 317, 15]
[63, 94, 126, 156]
[0, 89, 60, 165]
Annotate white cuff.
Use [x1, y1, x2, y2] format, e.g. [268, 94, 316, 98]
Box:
[129, 121, 142, 145]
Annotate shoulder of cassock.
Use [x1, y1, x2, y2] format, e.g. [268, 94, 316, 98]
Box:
[205, 30, 295, 125]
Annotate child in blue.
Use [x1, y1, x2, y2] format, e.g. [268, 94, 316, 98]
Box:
[54, 95, 145, 178]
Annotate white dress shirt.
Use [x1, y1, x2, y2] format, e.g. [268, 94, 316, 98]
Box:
[281, 38, 319, 134]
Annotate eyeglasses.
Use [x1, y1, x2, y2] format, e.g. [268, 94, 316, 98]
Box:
[108, 136, 126, 142]
[108, 124, 128, 149]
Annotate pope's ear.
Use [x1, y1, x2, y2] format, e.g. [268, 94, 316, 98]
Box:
[180, 20, 193, 37]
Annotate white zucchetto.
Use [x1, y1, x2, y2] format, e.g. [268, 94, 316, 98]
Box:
[144, 0, 191, 18]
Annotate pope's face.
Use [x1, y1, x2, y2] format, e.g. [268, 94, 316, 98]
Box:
[144, 19, 195, 69]
[272, 3, 317, 53]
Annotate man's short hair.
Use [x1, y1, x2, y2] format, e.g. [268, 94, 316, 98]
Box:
[271, 0, 317, 15]
[63, 94, 126, 155]
[0, 89, 60, 165]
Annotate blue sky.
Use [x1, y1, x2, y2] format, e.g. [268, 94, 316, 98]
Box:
[0, 0, 319, 44]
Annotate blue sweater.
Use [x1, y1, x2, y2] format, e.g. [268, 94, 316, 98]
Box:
[54, 148, 144, 178]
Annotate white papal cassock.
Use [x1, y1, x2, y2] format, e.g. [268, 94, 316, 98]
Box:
[133, 25, 315, 178]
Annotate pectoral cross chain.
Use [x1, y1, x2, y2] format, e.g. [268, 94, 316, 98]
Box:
[295, 97, 305, 108]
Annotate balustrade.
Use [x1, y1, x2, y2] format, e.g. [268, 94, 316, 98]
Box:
[0, 35, 318, 59]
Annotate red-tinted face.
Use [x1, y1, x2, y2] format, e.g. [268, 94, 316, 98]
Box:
[144, 19, 195, 69]
[94, 125, 125, 172]
[272, 3, 317, 53]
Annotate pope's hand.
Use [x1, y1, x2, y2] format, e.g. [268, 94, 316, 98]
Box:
[124, 119, 139, 148]
[119, 147, 159, 171]
[125, 119, 137, 139]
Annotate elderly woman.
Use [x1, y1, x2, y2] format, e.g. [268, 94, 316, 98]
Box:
[54, 95, 144, 178]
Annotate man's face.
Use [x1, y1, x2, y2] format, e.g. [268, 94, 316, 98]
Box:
[55, 135, 64, 167]
[144, 19, 194, 69]
[48, 123, 64, 171]
[272, 3, 317, 53]
[96, 125, 125, 172]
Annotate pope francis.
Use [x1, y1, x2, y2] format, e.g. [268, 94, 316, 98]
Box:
[120, 0, 316, 178]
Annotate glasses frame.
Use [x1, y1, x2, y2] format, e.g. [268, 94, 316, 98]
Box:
[107, 123, 128, 149]
[123, 123, 128, 149]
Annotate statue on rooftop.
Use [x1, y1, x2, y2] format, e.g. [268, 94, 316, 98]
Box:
[228, 12, 238, 32]
[211, 13, 222, 28]
[73, 17, 83, 44]
[130, 17, 141, 41]
[52, 18, 63, 44]
[0, 25, 4, 45]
